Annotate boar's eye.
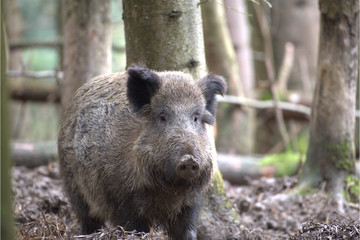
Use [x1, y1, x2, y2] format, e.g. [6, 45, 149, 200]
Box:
[159, 112, 168, 122]
[193, 114, 199, 123]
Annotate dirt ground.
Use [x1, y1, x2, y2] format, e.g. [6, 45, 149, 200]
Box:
[12, 162, 359, 240]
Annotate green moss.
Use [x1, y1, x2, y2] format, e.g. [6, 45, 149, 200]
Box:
[297, 184, 317, 195]
[326, 141, 355, 172]
[259, 151, 305, 177]
[211, 170, 239, 211]
[344, 175, 360, 203]
[296, 132, 309, 153]
[259, 89, 287, 101]
[212, 170, 226, 195]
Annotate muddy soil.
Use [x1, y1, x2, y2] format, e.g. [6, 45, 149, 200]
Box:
[12, 163, 359, 239]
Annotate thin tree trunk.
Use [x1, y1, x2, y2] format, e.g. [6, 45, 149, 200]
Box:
[202, 0, 254, 154]
[1, 18, 15, 240]
[299, 0, 358, 210]
[247, 1, 274, 153]
[123, 1, 242, 238]
[247, 1, 267, 87]
[61, 0, 112, 109]
[225, 0, 255, 98]
[4, 0, 23, 70]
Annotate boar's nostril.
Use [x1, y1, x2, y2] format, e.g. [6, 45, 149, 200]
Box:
[176, 155, 200, 180]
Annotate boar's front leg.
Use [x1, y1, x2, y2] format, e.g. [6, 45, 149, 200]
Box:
[69, 189, 104, 234]
[167, 204, 200, 240]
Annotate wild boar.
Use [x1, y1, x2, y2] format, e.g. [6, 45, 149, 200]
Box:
[58, 65, 226, 240]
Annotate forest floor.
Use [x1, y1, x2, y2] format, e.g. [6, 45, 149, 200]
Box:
[12, 162, 360, 240]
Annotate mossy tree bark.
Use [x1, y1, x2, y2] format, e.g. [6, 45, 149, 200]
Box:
[201, 0, 254, 154]
[123, 1, 242, 238]
[61, 0, 112, 109]
[299, 0, 358, 208]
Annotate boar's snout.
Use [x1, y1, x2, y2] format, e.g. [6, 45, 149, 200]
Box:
[176, 154, 200, 180]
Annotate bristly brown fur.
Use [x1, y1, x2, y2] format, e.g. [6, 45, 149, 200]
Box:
[58, 65, 226, 240]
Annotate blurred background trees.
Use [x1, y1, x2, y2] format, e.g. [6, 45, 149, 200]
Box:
[5, 0, 318, 154]
[2, 0, 359, 238]
[61, 0, 112, 109]
[3, 0, 359, 203]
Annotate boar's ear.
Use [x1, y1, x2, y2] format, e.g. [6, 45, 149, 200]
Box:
[197, 74, 227, 116]
[127, 65, 161, 112]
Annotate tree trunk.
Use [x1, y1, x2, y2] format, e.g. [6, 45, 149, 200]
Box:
[3, 0, 23, 70]
[202, 0, 254, 154]
[123, 1, 242, 238]
[271, 0, 320, 93]
[247, 1, 267, 88]
[61, 0, 112, 109]
[299, 0, 358, 209]
[123, 0, 206, 80]
[1, 18, 15, 240]
[247, 1, 274, 154]
[225, 0, 255, 98]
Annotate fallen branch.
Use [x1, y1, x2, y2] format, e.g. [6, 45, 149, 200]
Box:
[9, 40, 125, 52]
[218, 95, 311, 117]
[218, 95, 360, 119]
[11, 140, 272, 183]
[9, 39, 63, 49]
[12, 141, 58, 168]
[7, 70, 63, 79]
[217, 153, 275, 185]
[9, 76, 60, 102]
[348, 202, 360, 210]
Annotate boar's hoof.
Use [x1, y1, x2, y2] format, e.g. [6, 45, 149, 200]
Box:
[176, 155, 200, 180]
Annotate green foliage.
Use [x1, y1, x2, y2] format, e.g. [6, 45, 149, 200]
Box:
[260, 151, 304, 177]
[344, 175, 360, 203]
[294, 132, 309, 153]
[259, 133, 308, 177]
[23, 48, 59, 71]
[260, 90, 273, 101]
[259, 89, 287, 102]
